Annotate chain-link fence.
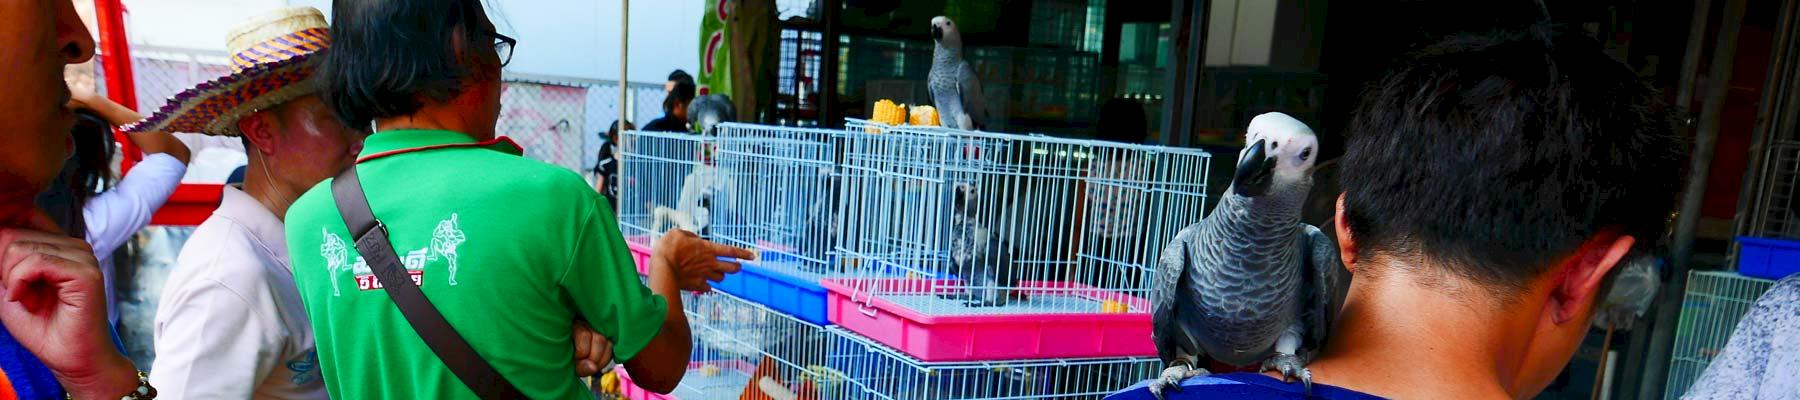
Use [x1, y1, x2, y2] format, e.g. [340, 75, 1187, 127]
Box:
[116, 46, 667, 177]
[103, 45, 666, 368]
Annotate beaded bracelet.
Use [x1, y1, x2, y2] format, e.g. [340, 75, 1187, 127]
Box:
[65, 370, 156, 400]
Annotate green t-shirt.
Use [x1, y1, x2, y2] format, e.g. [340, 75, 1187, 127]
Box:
[284, 129, 667, 399]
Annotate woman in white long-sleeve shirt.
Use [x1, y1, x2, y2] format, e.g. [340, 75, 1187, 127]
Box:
[51, 89, 191, 324]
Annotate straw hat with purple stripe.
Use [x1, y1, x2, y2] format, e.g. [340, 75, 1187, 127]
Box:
[124, 7, 330, 136]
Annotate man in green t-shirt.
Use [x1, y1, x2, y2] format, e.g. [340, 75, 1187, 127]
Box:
[284, 1, 752, 398]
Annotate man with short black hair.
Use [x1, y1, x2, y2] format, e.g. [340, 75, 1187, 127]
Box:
[1312, 26, 1684, 399]
[288, 1, 748, 398]
[1113, 22, 1686, 400]
[643, 70, 696, 133]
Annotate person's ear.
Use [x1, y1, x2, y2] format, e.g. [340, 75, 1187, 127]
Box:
[238, 113, 278, 158]
[1552, 229, 1635, 324]
[1333, 193, 1358, 273]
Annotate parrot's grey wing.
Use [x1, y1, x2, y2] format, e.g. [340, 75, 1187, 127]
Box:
[957, 61, 988, 130]
[1152, 223, 1202, 365]
[1301, 223, 1349, 352]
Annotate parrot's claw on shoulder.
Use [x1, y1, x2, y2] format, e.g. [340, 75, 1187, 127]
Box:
[1259, 353, 1315, 394]
[1149, 363, 1210, 400]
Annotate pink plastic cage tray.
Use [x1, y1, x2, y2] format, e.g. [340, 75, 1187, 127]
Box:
[820, 278, 1155, 362]
[616, 360, 755, 400]
[626, 235, 654, 276]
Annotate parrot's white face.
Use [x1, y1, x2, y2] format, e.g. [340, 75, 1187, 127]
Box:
[1245, 112, 1318, 184]
[931, 16, 963, 50]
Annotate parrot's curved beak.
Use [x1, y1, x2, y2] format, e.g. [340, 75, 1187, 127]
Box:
[932, 26, 944, 42]
[1233, 139, 1274, 197]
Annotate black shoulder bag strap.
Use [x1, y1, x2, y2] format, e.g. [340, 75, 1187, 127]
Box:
[330, 166, 524, 399]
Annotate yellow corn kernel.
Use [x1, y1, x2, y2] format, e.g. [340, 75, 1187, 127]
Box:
[911, 105, 940, 126]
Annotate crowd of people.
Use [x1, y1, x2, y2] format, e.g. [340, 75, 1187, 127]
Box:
[0, 0, 1794, 399]
[0, 0, 750, 398]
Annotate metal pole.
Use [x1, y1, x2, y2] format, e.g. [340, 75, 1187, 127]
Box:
[620, 0, 630, 125]
[1618, 2, 1713, 396]
[1162, 0, 1209, 148]
[819, 0, 840, 128]
[1643, 0, 1748, 398]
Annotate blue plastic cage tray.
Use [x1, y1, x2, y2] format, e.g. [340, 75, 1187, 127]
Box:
[1736, 236, 1800, 280]
[712, 251, 949, 326]
[713, 256, 835, 325]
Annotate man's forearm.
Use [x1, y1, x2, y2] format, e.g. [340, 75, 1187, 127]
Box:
[84, 96, 143, 127]
[648, 263, 689, 360]
[622, 258, 692, 393]
[54, 350, 140, 400]
[127, 131, 191, 164]
[84, 96, 190, 164]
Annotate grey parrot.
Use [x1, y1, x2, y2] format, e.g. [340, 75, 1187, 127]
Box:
[687, 94, 736, 135]
[1149, 112, 1349, 398]
[945, 182, 1021, 307]
[928, 16, 988, 131]
[1592, 256, 1660, 331]
[802, 165, 841, 273]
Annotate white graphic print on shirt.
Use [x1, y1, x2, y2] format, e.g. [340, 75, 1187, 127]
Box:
[320, 213, 466, 294]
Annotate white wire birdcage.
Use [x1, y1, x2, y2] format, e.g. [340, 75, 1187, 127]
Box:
[714, 123, 848, 274]
[1664, 270, 1777, 400]
[836, 125, 1046, 312]
[825, 326, 1159, 400]
[643, 290, 1157, 400]
[836, 120, 1173, 317]
[686, 291, 852, 400]
[617, 130, 727, 247]
[618, 292, 757, 400]
[1077, 141, 1211, 290]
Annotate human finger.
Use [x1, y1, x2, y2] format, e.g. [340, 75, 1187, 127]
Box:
[3, 253, 86, 306]
[708, 242, 756, 261]
[711, 259, 742, 275]
[573, 323, 593, 361]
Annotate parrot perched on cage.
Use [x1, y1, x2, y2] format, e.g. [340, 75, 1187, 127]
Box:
[1149, 112, 1349, 399]
[928, 16, 988, 131]
[945, 182, 1022, 307]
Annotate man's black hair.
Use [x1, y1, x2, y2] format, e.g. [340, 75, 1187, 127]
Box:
[603, 119, 633, 140]
[1339, 23, 1686, 297]
[664, 70, 697, 113]
[318, 0, 497, 129]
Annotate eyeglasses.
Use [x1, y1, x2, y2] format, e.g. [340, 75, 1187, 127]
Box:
[488, 30, 516, 67]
